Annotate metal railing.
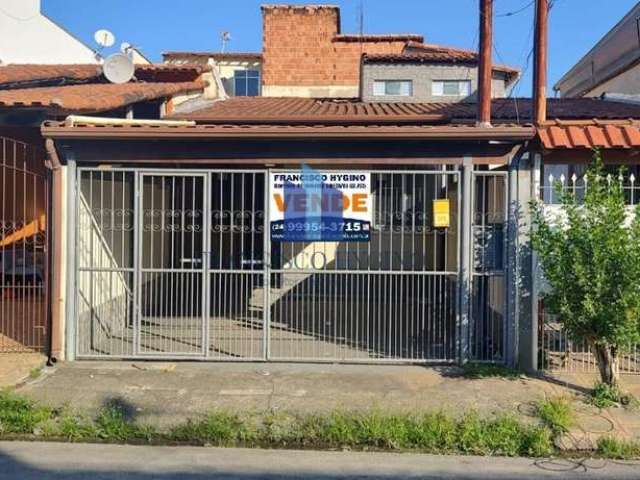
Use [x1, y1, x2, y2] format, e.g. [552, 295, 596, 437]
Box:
[0, 137, 49, 353]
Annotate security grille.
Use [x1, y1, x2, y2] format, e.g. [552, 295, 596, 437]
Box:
[0, 138, 49, 353]
[73, 168, 502, 364]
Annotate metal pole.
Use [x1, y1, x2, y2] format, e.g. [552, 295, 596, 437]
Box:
[65, 159, 77, 361]
[459, 157, 473, 364]
[477, 0, 493, 126]
[533, 0, 548, 124]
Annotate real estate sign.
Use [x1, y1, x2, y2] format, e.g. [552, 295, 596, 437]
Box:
[269, 169, 372, 242]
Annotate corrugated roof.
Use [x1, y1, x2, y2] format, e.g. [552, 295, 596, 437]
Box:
[170, 96, 640, 125]
[0, 81, 205, 113]
[538, 120, 640, 149]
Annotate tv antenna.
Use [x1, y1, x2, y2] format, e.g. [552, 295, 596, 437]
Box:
[94, 29, 115, 48]
[103, 52, 135, 84]
[221, 31, 231, 53]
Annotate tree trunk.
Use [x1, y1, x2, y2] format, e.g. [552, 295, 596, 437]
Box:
[591, 342, 619, 387]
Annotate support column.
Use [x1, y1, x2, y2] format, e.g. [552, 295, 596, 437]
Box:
[514, 152, 538, 373]
[459, 157, 473, 364]
[64, 158, 77, 361]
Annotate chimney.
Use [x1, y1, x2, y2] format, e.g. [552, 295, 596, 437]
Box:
[477, 0, 493, 127]
[533, 0, 548, 124]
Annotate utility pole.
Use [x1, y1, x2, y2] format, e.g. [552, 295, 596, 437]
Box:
[477, 0, 493, 127]
[533, 0, 548, 124]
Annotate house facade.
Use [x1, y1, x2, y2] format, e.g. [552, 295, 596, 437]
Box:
[0, 0, 98, 65]
[554, 2, 640, 99]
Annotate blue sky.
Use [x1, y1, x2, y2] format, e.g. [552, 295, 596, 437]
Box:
[43, 0, 638, 96]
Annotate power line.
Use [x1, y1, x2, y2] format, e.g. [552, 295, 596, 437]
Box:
[496, 0, 535, 18]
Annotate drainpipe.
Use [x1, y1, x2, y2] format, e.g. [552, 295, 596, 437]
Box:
[44, 139, 63, 364]
[477, 0, 493, 127]
[532, 0, 548, 125]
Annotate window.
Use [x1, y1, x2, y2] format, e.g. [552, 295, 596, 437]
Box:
[233, 70, 260, 96]
[372, 80, 412, 96]
[432, 80, 472, 97]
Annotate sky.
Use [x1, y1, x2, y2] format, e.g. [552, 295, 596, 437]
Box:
[43, 0, 639, 97]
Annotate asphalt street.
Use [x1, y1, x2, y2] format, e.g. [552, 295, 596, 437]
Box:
[1, 442, 640, 479]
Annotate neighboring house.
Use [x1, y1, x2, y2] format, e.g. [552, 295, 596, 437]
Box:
[0, 0, 98, 64]
[554, 2, 640, 98]
[163, 52, 262, 97]
[261, 4, 423, 97]
[361, 43, 519, 103]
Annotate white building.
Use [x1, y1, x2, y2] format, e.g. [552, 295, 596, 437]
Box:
[0, 0, 98, 64]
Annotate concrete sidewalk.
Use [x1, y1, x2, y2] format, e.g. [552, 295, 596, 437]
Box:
[2, 441, 640, 480]
[14, 361, 640, 448]
[0, 353, 45, 388]
[19, 362, 572, 425]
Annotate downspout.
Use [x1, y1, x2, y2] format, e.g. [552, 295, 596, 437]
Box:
[44, 139, 63, 364]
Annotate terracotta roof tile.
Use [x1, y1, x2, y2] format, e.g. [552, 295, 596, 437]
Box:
[539, 120, 640, 149]
[334, 34, 424, 43]
[170, 96, 640, 125]
[0, 81, 205, 113]
[363, 53, 519, 78]
[0, 63, 209, 88]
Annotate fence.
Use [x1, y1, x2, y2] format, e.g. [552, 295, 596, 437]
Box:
[0, 137, 49, 353]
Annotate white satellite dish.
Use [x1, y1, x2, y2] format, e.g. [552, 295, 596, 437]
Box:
[120, 42, 132, 54]
[103, 53, 135, 84]
[94, 29, 115, 48]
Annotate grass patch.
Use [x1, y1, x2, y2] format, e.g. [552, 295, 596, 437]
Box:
[0, 390, 53, 434]
[589, 382, 622, 409]
[597, 437, 640, 459]
[462, 363, 521, 380]
[28, 367, 43, 380]
[536, 396, 574, 434]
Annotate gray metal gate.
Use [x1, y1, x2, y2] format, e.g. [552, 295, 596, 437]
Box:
[73, 167, 509, 364]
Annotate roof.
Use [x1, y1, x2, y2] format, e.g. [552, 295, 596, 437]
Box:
[162, 52, 263, 61]
[40, 120, 535, 141]
[364, 52, 519, 78]
[168, 96, 640, 125]
[0, 63, 208, 115]
[538, 120, 640, 150]
[0, 81, 205, 113]
[0, 64, 209, 89]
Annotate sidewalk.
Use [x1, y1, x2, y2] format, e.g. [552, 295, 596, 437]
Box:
[15, 361, 640, 446]
[0, 353, 45, 388]
[2, 441, 640, 480]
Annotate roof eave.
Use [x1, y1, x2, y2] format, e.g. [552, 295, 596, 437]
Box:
[41, 123, 536, 141]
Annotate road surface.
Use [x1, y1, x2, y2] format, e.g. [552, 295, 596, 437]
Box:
[1, 441, 639, 479]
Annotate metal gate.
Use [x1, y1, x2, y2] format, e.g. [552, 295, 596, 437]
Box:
[74, 167, 510, 363]
[470, 172, 508, 362]
[0, 137, 49, 353]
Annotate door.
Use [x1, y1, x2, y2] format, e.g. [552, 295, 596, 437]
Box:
[137, 173, 208, 356]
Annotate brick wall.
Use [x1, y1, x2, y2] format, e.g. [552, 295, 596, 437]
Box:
[262, 5, 422, 96]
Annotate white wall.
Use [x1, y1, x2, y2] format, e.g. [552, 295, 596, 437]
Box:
[0, 0, 98, 64]
[586, 62, 640, 97]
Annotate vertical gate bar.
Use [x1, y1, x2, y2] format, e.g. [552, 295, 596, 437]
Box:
[263, 170, 270, 360]
[132, 172, 140, 356]
[203, 173, 211, 357]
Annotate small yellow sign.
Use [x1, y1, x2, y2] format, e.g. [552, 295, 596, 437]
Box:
[433, 199, 450, 228]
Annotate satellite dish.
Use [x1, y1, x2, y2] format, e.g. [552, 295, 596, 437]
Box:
[94, 29, 115, 48]
[120, 42, 132, 54]
[103, 53, 135, 84]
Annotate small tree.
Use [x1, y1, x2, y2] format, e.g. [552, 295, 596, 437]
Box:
[531, 153, 640, 388]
